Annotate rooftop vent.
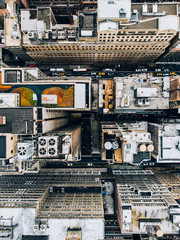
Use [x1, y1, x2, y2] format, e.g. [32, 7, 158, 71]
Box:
[17, 141, 34, 161]
[119, 8, 126, 18]
[131, 9, 139, 22]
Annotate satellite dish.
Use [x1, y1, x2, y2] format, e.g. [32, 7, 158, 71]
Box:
[0, 0, 4, 7]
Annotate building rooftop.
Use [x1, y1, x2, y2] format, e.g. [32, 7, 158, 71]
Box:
[79, 11, 97, 38]
[153, 170, 180, 200]
[114, 169, 180, 234]
[131, 3, 178, 20]
[0, 172, 102, 212]
[101, 122, 154, 164]
[159, 15, 179, 31]
[37, 191, 103, 219]
[2, 0, 179, 66]
[0, 68, 91, 110]
[114, 74, 170, 113]
[0, 108, 35, 134]
[98, 0, 131, 21]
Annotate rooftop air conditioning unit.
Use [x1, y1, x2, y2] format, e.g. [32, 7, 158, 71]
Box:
[131, 9, 139, 22]
[112, 141, 119, 150]
[38, 147, 47, 157]
[38, 136, 58, 157]
[48, 147, 57, 156]
[43, 32, 49, 40]
[38, 136, 48, 157]
[144, 99, 150, 106]
[38, 32, 44, 40]
[152, 4, 158, 13]
[57, 30, 66, 40]
[47, 136, 58, 157]
[34, 225, 39, 233]
[136, 99, 143, 106]
[142, 4, 147, 14]
[17, 142, 34, 160]
[67, 29, 76, 39]
[119, 8, 126, 18]
[40, 224, 47, 232]
[28, 31, 36, 40]
[52, 30, 57, 40]
[38, 137, 47, 146]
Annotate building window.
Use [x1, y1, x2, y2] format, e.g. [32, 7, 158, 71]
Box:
[11, 150, 13, 154]
[11, 137, 13, 140]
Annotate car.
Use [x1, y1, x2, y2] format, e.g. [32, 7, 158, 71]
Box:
[73, 68, 87, 72]
[103, 68, 116, 72]
[108, 73, 114, 76]
[170, 72, 176, 75]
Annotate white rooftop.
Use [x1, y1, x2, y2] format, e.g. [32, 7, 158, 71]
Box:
[162, 136, 180, 160]
[21, 10, 37, 31]
[158, 15, 179, 31]
[99, 21, 118, 32]
[98, 0, 131, 20]
[75, 83, 86, 109]
[0, 93, 18, 108]
[21, 8, 52, 32]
